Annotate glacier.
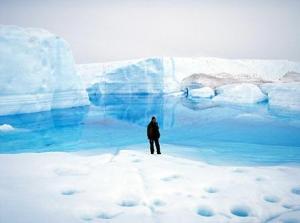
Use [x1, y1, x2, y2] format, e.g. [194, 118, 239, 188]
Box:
[85, 58, 164, 95]
[0, 25, 89, 116]
[1, 25, 299, 116]
[78, 57, 300, 110]
[78, 57, 300, 93]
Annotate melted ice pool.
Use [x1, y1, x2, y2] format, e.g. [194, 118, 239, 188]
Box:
[0, 94, 300, 165]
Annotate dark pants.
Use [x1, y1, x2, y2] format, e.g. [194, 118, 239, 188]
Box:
[149, 138, 161, 154]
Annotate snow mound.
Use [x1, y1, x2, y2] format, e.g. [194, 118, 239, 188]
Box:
[0, 25, 89, 116]
[213, 83, 267, 104]
[189, 87, 215, 98]
[0, 124, 15, 132]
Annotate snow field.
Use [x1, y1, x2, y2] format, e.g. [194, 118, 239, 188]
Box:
[1, 148, 300, 223]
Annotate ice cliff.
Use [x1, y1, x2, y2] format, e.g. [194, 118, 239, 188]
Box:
[84, 58, 164, 95]
[78, 57, 300, 110]
[1, 24, 298, 115]
[78, 57, 300, 92]
[0, 25, 89, 116]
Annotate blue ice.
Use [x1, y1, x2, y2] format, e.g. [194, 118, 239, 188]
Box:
[0, 94, 300, 165]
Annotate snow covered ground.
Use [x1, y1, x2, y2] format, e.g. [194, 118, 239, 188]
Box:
[1, 146, 300, 223]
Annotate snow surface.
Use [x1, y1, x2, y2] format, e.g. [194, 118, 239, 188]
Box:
[213, 83, 267, 104]
[1, 148, 300, 223]
[0, 25, 89, 116]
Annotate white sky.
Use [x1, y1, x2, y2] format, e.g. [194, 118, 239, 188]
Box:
[1, 0, 300, 63]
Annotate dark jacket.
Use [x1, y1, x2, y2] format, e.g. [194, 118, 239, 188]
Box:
[147, 121, 160, 140]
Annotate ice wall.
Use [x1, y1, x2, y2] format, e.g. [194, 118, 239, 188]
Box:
[0, 26, 89, 116]
[78, 57, 300, 94]
[78, 57, 300, 111]
[261, 83, 300, 111]
[86, 58, 164, 95]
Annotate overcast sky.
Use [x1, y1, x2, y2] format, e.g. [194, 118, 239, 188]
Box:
[1, 0, 300, 63]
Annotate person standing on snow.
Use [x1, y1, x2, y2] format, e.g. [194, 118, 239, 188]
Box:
[147, 116, 161, 154]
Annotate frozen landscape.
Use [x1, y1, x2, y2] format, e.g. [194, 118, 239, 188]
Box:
[1, 149, 300, 223]
[1, 25, 300, 223]
[0, 25, 89, 116]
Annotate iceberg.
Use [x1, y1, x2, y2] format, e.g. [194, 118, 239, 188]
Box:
[86, 58, 164, 95]
[188, 87, 215, 98]
[0, 25, 89, 116]
[213, 83, 267, 104]
[78, 57, 300, 95]
[78, 57, 300, 109]
[0, 124, 15, 132]
[1, 24, 298, 116]
[260, 83, 300, 111]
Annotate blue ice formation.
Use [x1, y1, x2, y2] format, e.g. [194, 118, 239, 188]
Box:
[0, 25, 89, 116]
[78, 57, 300, 110]
[86, 58, 165, 95]
[1, 25, 300, 117]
